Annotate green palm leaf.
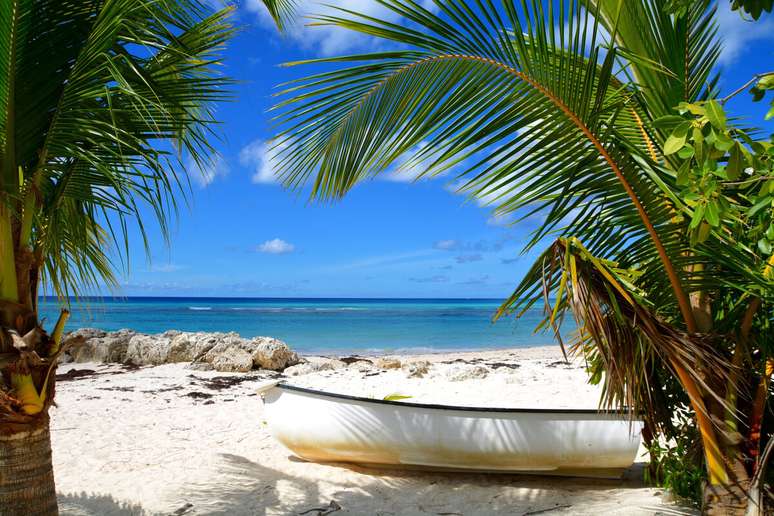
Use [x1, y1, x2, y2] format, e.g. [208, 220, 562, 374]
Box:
[273, 0, 700, 324]
[260, 0, 298, 30]
[0, 0, 234, 300]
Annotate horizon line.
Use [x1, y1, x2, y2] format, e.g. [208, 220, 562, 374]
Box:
[39, 295, 510, 301]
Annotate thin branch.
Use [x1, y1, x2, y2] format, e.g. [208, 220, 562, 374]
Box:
[721, 72, 774, 104]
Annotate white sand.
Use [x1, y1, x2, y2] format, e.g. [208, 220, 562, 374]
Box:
[51, 347, 696, 515]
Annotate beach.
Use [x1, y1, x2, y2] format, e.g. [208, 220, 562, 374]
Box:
[51, 346, 696, 515]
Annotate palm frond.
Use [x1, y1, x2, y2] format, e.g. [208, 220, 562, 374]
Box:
[496, 237, 734, 427]
[0, 0, 234, 300]
[273, 0, 706, 329]
[259, 0, 298, 31]
[585, 0, 720, 120]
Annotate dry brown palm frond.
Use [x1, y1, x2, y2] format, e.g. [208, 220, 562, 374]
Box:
[499, 237, 737, 433]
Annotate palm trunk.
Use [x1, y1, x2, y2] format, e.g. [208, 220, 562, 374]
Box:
[703, 482, 751, 516]
[0, 422, 58, 515]
[0, 200, 59, 514]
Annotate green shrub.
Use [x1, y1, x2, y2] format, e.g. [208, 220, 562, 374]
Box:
[645, 411, 706, 506]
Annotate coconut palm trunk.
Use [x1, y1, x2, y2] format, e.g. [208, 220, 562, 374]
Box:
[0, 209, 61, 514]
[0, 425, 57, 515]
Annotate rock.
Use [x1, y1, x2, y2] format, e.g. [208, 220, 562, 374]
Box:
[402, 360, 430, 378]
[186, 362, 214, 372]
[283, 359, 345, 376]
[348, 361, 375, 373]
[210, 346, 253, 373]
[125, 334, 172, 366]
[375, 357, 401, 369]
[202, 334, 251, 368]
[445, 364, 489, 382]
[252, 337, 299, 371]
[69, 328, 107, 341]
[168, 332, 225, 363]
[339, 356, 372, 365]
[160, 329, 182, 339]
[68, 329, 135, 363]
[62, 329, 303, 373]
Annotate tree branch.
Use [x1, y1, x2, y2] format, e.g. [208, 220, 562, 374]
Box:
[721, 72, 774, 104]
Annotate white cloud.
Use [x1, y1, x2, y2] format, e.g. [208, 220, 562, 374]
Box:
[186, 154, 229, 188]
[486, 213, 516, 227]
[257, 238, 295, 254]
[716, 4, 774, 66]
[381, 141, 438, 183]
[249, 0, 437, 56]
[239, 139, 281, 184]
[433, 239, 459, 251]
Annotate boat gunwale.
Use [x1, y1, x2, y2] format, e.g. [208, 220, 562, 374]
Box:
[275, 383, 638, 417]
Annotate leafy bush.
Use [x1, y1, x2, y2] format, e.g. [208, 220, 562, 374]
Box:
[645, 411, 706, 506]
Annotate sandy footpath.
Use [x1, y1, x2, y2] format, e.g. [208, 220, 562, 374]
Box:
[50, 346, 696, 515]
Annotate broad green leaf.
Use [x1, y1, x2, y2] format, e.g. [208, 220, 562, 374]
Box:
[758, 74, 774, 90]
[690, 204, 706, 229]
[664, 134, 686, 155]
[678, 102, 705, 116]
[750, 195, 773, 217]
[653, 115, 686, 130]
[758, 238, 773, 255]
[677, 145, 695, 159]
[705, 200, 720, 227]
[714, 132, 734, 151]
[726, 144, 744, 181]
[664, 124, 691, 155]
[696, 221, 711, 244]
[705, 100, 726, 129]
[711, 166, 728, 180]
[676, 160, 691, 186]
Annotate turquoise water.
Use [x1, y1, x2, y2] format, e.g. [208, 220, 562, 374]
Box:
[38, 297, 569, 354]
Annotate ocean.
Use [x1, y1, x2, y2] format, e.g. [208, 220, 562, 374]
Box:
[38, 297, 571, 354]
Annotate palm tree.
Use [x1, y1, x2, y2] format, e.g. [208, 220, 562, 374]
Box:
[270, 0, 774, 513]
[0, 1, 235, 513]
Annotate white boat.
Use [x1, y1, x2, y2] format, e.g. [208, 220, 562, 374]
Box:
[258, 381, 643, 479]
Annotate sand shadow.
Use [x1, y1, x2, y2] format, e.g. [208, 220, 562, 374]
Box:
[57, 491, 150, 516]
[175, 453, 698, 516]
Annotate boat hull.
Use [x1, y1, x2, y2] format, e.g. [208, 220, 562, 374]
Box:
[262, 384, 643, 479]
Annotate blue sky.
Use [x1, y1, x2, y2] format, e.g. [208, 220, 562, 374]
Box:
[113, 1, 774, 299]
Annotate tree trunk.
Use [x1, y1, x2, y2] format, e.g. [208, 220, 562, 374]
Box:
[0, 422, 58, 516]
[703, 481, 750, 516]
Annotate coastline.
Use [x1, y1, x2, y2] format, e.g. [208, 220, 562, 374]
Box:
[40, 297, 568, 353]
[51, 344, 696, 515]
